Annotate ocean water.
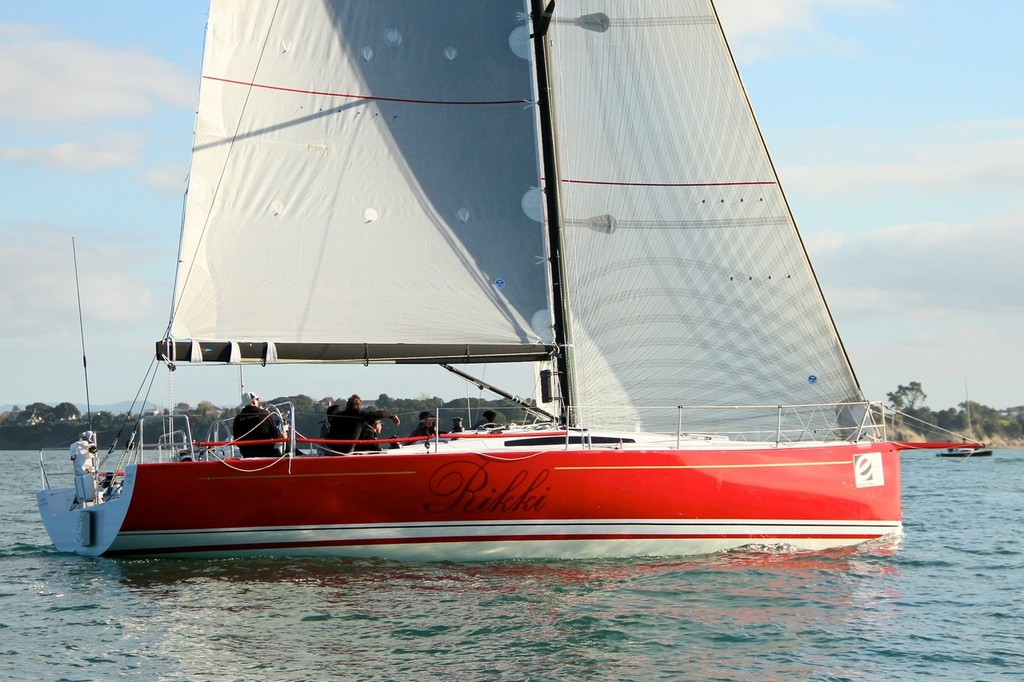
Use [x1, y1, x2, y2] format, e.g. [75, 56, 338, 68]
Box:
[2, 449, 1021, 681]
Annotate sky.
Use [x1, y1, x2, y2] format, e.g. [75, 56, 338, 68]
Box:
[1, 1, 1022, 413]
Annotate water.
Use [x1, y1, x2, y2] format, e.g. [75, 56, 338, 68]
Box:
[3, 449, 1022, 681]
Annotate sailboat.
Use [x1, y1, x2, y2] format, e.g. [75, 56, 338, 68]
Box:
[937, 385, 993, 457]
[37, 0, 964, 560]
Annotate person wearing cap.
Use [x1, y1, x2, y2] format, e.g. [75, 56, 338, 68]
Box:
[325, 394, 400, 454]
[232, 392, 284, 458]
[408, 410, 437, 438]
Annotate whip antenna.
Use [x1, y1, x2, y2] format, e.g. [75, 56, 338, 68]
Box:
[72, 237, 93, 432]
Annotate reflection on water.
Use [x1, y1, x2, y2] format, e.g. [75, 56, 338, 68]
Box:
[70, 545, 902, 681]
[5, 450, 1023, 680]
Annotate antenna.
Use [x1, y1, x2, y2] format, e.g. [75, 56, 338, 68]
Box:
[71, 238, 93, 432]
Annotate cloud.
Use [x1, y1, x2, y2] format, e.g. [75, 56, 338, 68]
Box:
[811, 206, 1024, 313]
[0, 21, 196, 181]
[778, 115, 1024, 409]
[805, 205, 1024, 410]
[0, 131, 146, 171]
[142, 162, 189, 195]
[715, 0, 897, 61]
[0, 221, 176, 406]
[0, 21, 195, 123]
[0, 225, 162, 339]
[784, 124, 1024, 195]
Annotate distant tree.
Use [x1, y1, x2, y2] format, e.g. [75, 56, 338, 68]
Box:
[195, 401, 221, 417]
[933, 407, 964, 433]
[8, 391, 1017, 451]
[271, 394, 316, 413]
[88, 411, 116, 432]
[22, 402, 54, 424]
[886, 382, 927, 411]
[313, 396, 336, 411]
[964, 401, 1001, 438]
[52, 402, 81, 421]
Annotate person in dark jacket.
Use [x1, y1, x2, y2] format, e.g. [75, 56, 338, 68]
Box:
[354, 419, 384, 453]
[408, 410, 437, 438]
[232, 392, 284, 458]
[326, 394, 400, 454]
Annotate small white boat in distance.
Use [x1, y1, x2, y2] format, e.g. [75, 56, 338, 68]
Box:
[937, 446, 993, 458]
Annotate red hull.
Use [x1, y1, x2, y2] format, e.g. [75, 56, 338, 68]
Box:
[100, 442, 902, 559]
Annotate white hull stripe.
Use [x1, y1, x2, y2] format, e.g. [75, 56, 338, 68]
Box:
[110, 519, 903, 554]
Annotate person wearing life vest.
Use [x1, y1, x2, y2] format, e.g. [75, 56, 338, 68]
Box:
[70, 431, 98, 503]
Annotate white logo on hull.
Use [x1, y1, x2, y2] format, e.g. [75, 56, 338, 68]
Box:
[853, 452, 885, 488]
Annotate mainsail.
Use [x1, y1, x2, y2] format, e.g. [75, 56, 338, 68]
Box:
[161, 0, 553, 365]
[539, 0, 862, 430]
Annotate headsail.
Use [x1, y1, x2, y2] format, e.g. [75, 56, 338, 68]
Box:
[161, 0, 553, 365]
[540, 1, 862, 430]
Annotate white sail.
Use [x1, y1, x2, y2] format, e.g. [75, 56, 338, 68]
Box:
[164, 0, 553, 364]
[162, 0, 863, 433]
[543, 1, 862, 430]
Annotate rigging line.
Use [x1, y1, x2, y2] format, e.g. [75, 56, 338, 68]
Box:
[890, 408, 977, 444]
[71, 238, 93, 433]
[202, 76, 526, 106]
[887, 407, 986, 517]
[168, 0, 284, 335]
[214, 450, 291, 473]
[561, 179, 776, 187]
[440, 363, 556, 422]
[98, 355, 160, 465]
[96, 356, 161, 483]
[231, 411, 280, 442]
[902, 449, 983, 518]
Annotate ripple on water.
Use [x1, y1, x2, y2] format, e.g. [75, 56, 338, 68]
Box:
[4, 450, 1024, 680]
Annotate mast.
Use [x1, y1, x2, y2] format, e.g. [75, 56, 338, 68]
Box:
[530, 0, 575, 426]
